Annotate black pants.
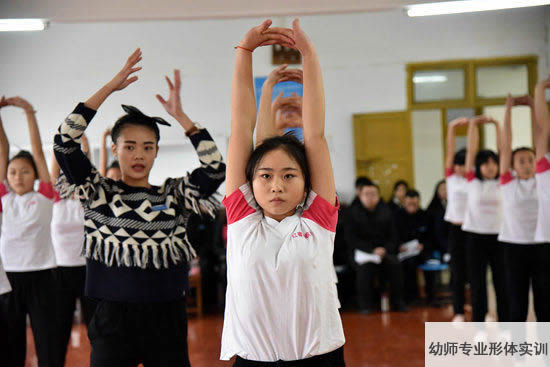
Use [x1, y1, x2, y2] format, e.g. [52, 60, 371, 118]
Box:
[465, 232, 508, 322]
[234, 346, 345, 366]
[0, 269, 61, 367]
[448, 224, 468, 315]
[89, 299, 190, 367]
[502, 243, 550, 321]
[356, 254, 404, 310]
[53, 266, 97, 366]
[401, 254, 435, 303]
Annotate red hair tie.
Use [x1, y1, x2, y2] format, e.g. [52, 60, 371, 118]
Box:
[234, 45, 253, 53]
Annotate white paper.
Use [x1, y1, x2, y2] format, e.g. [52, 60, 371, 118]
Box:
[398, 239, 421, 262]
[354, 249, 382, 265]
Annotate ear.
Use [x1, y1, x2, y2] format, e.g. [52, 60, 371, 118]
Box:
[111, 143, 118, 157]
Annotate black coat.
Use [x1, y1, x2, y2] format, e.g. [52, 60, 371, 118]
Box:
[344, 200, 398, 255]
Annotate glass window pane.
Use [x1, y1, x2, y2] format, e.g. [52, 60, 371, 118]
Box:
[446, 108, 475, 150]
[413, 69, 465, 102]
[476, 65, 528, 98]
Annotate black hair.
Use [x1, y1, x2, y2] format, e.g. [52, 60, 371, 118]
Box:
[475, 149, 499, 180]
[355, 176, 372, 189]
[405, 189, 420, 199]
[111, 105, 171, 145]
[392, 180, 409, 197]
[356, 177, 379, 191]
[453, 148, 466, 166]
[511, 147, 535, 167]
[112, 114, 160, 144]
[245, 133, 311, 194]
[107, 161, 120, 170]
[427, 179, 445, 212]
[8, 150, 38, 178]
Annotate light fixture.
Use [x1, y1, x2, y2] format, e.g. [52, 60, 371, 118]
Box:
[406, 0, 550, 17]
[413, 75, 448, 83]
[0, 19, 48, 32]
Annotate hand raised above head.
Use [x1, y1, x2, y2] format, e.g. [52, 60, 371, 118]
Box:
[107, 48, 142, 92]
[239, 20, 295, 52]
[0, 96, 8, 109]
[5, 96, 34, 112]
[156, 69, 184, 120]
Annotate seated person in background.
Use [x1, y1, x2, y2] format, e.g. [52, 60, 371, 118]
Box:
[344, 179, 407, 314]
[388, 179, 409, 214]
[351, 176, 372, 209]
[395, 190, 437, 306]
[427, 180, 449, 259]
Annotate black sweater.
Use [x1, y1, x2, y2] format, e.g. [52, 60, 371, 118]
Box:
[53, 103, 225, 302]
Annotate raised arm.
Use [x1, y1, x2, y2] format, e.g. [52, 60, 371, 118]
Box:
[256, 64, 291, 146]
[290, 18, 336, 204]
[500, 95, 514, 175]
[445, 117, 469, 171]
[0, 96, 9, 182]
[54, 49, 142, 190]
[99, 128, 111, 176]
[6, 97, 50, 183]
[534, 76, 550, 161]
[156, 69, 226, 198]
[466, 115, 495, 174]
[226, 20, 295, 196]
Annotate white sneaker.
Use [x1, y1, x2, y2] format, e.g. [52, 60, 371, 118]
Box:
[452, 314, 465, 322]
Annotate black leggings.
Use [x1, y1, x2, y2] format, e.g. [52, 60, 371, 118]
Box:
[53, 266, 97, 366]
[448, 224, 468, 315]
[234, 346, 345, 367]
[465, 232, 508, 322]
[89, 299, 190, 367]
[502, 243, 550, 321]
[0, 269, 61, 367]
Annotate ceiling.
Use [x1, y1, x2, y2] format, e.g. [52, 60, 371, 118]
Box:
[0, 0, 435, 22]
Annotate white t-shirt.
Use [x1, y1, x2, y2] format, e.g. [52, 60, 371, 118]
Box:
[461, 173, 502, 235]
[535, 153, 550, 243]
[51, 195, 86, 267]
[220, 183, 345, 362]
[0, 255, 11, 295]
[0, 182, 57, 272]
[498, 171, 539, 244]
[444, 168, 468, 225]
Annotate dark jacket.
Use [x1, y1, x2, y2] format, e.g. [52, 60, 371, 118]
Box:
[344, 200, 398, 255]
[394, 208, 434, 257]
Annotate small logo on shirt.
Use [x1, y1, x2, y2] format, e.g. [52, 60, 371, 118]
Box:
[29, 201, 37, 207]
[291, 231, 313, 239]
[151, 204, 168, 211]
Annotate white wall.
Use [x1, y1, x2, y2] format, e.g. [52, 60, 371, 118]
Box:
[411, 109, 443, 208]
[0, 8, 547, 202]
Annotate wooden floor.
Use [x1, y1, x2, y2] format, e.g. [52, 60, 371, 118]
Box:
[25, 305, 457, 367]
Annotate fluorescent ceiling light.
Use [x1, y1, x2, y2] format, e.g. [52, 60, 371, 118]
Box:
[0, 19, 48, 32]
[406, 0, 550, 17]
[413, 75, 448, 83]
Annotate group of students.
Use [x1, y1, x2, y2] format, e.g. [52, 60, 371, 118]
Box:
[345, 84, 550, 321]
[344, 176, 447, 313]
[444, 90, 550, 323]
[0, 19, 348, 367]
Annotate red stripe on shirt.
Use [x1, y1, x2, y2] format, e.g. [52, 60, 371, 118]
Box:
[0, 182, 7, 213]
[445, 168, 454, 178]
[222, 189, 257, 225]
[302, 195, 340, 232]
[466, 171, 476, 182]
[536, 156, 550, 174]
[38, 182, 55, 199]
[500, 171, 514, 185]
